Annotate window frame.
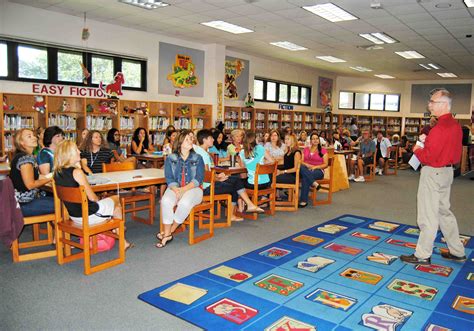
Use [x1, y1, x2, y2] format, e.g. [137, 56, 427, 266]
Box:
[338, 90, 400, 112]
[0, 42, 8, 78]
[0, 39, 147, 91]
[254, 77, 311, 107]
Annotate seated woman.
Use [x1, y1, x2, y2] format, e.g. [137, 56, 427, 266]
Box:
[106, 128, 136, 163]
[131, 127, 154, 155]
[399, 135, 413, 164]
[332, 132, 343, 151]
[80, 130, 114, 175]
[261, 131, 270, 146]
[264, 129, 286, 164]
[239, 132, 274, 190]
[276, 133, 302, 184]
[299, 133, 328, 208]
[162, 125, 176, 146]
[341, 129, 355, 150]
[208, 129, 229, 163]
[54, 140, 132, 249]
[38, 126, 64, 175]
[156, 130, 204, 248]
[298, 130, 309, 147]
[227, 129, 244, 157]
[319, 130, 329, 147]
[9, 129, 54, 217]
[78, 128, 89, 146]
[162, 128, 177, 156]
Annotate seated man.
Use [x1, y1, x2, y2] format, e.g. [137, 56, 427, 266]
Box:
[374, 130, 392, 175]
[348, 130, 376, 183]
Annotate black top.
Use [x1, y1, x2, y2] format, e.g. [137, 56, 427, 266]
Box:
[282, 150, 301, 171]
[54, 167, 99, 217]
[10, 152, 41, 203]
[80, 148, 113, 174]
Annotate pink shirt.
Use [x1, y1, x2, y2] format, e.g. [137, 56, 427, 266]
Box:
[303, 147, 327, 166]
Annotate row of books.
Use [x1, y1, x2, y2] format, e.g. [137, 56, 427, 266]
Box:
[86, 115, 113, 131]
[174, 117, 191, 130]
[151, 132, 166, 146]
[148, 116, 170, 130]
[48, 114, 77, 131]
[119, 135, 133, 146]
[224, 121, 239, 130]
[120, 116, 135, 130]
[4, 115, 35, 130]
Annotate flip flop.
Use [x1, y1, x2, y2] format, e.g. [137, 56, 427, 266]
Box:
[156, 235, 173, 248]
[125, 243, 135, 252]
[246, 207, 265, 214]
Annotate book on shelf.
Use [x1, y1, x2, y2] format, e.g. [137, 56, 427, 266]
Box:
[86, 115, 112, 131]
[193, 118, 204, 129]
[224, 121, 238, 130]
[3, 133, 13, 151]
[120, 116, 135, 130]
[148, 116, 170, 130]
[120, 134, 132, 147]
[48, 114, 77, 131]
[3, 115, 34, 130]
[174, 117, 191, 129]
[151, 132, 166, 146]
[256, 112, 265, 120]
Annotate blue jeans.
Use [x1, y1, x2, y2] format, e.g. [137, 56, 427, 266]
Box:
[20, 196, 55, 217]
[300, 165, 324, 203]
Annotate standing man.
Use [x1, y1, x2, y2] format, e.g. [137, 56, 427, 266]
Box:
[401, 88, 466, 265]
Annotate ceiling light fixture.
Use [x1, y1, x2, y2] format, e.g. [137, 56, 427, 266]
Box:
[270, 41, 307, 51]
[428, 63, 440, 69]
[437, 72, 457, 78]
[302, 3, 358, 22]
[464, 0, 474, 7]
[201, 21, 253, 34]
[316, 56, 346, 63]
[359, 32, 397, 44]
[350, 66, 373, 72]
[419, 64, 432, 70]
[374, 74, 395, 79]
[395, 51, 425, 59]
[118, 0, 169, 10]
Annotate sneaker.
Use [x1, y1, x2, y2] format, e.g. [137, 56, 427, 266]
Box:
[441, 251, 466, 262]
[375, 167, 380, 172]
[354, 176, 365, 182]
[400, 254, 431, 265]
[377, 169, 383, 176]
[348, 174, 355, 181]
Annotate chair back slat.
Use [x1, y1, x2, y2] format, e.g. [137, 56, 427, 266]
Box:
[103, 161, 136, 173]
[256, 162, 277, 175]
[52, 179, 91, 228]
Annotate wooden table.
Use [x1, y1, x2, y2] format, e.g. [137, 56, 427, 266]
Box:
[133, 154, 165, 168]
[0, 162, 10, 175]
[86, 168, 165, 192]
[214, 166, 247, 175]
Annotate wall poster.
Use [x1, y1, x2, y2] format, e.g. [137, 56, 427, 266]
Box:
[224, 57, 249, 100]
[317, 77, 333, 109]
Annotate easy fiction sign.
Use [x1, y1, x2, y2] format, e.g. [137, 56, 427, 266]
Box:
[32, 83, 106, 98]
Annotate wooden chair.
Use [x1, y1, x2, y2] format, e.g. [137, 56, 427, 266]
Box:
[52, 180, 125, 275]
[202, 193, 232, 228]
[364, 150, 378, 182]
[103, 162, 155, 225]
[160, 170, 216, 245]
[385, 146, 399, 176]
[275, 161, 301, 212]
[11, 213, 56, 263]
[310, 157, 334, 206]
[243, 162, 277, 220]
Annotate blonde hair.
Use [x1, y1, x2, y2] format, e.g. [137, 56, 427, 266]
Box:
[54, 140, 80, 175]
[285, 133, 299, 154]
[14, 129, 34, 154]
[230, 129, 244, 139]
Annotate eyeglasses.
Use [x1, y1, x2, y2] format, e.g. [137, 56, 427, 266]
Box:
[114, 133, 120, 136]
[428, 100, 446, 104]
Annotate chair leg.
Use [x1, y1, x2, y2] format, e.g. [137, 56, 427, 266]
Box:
[188, 213, 195, 245]
[83, 234, 92, 275]
[56, 226, 64, 265]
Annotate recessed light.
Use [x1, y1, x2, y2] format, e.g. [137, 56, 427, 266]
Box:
[270, 41, 307, 51]
[464, 0, 474, 8]
[316, 56, 346, 63]
[437, 72, 457, 78]
[395, 51, 425, 59]
[302, 3, 358, 22]
[201, 21, 253, 34]
[428, 63, 440, 69]
[118, 0, 169, 10]
[359, 32, 397, 44]
[375, 74, 395, 79]
[350, 66, 373, 72]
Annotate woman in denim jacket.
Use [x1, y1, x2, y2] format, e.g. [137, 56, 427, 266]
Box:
[156, 130, 204, 248]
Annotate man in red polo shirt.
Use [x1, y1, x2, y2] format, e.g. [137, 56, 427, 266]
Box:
[401, 88, 466, 265]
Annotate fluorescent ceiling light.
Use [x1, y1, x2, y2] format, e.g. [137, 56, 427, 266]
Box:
[201, 20, 253, 34]
[302, 3, 358, 22]
[437, 72, 457, 78]
[428, 63, 440, 69]
[118, 0, 169, 10]
[419, 64, 432, 70]
[464, 0, 473, 8]
[270, 41, 307, 51]
[316, 56, 346, 63]
[395, 51, 425, 59]
[375, 74, 395, 79]
[359, 32, 397, 45]
[350, 66, 372, 72]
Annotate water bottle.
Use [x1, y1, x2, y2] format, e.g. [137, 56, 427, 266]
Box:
[230, 154, 236, 167]
[122, 148, 127, 158]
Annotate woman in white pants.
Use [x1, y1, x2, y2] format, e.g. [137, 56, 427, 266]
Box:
[156, 130, 204, 248]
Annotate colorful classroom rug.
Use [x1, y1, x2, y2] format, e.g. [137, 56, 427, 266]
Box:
[138, 215, 474, 330]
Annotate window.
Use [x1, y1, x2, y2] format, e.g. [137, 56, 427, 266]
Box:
[385, 94, 400, 111]
[339, 92, 354, 109]
[266, 81, 276, 101]
[301, 87, 309, 105]
[91, 56, 114, 85]
[354, 93, 369, 109]
[18, 45, 48, 79]
[279, 84, 288, 102]
[290, 86, 299, 103]
[0, 43, 7, 77]
[57, 51, 83, 83]
[338, 91, 400, 112]
[370, 93, 384, 110]
[122, 60, 141, 88]
[254, 79, 264, 100]
[253, 77, 311, 106]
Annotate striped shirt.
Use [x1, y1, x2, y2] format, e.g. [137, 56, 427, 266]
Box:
[80, 148, 113, 174]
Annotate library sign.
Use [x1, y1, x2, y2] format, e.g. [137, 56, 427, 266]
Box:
[32, 83, 106, 98]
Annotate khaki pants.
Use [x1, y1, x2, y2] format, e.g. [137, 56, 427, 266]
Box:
[415, 166, 465, 259]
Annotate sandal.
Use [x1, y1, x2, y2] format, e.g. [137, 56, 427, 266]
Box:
[231, 217, 244, 222]
[156, 235, 173, 248]
[246, 207, 265, 213]
[125, 242, 135, 252]
[156, 232, 165, 241]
